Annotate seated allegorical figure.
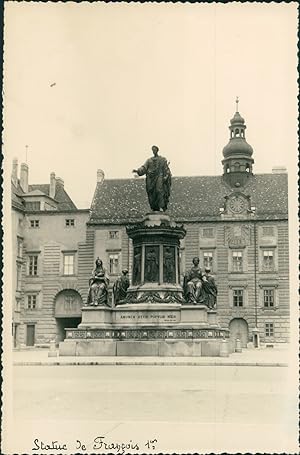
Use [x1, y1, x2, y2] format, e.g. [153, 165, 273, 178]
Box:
[86, 257, 110, 306]
[113, 269, 130, 306]
[202, 267, 218, 309]
[183, 257, 205, 304]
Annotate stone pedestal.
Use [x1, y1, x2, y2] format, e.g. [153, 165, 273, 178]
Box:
[79, 306, 112, 327]
[59, 212, 232, 357]
[124, 213, 186, 304]
[60, 303, 232, 357]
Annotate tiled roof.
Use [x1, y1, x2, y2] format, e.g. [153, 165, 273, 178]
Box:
[89, 173, 288, 223]
[27, 183, 77, 210]
[11, 182, 25, 211]
[11, 181, 77, 211]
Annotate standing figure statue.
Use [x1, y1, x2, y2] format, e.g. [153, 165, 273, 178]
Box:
[133, 145, 172, 212]
[163, 247, 175, 283]
[145, 248, 159, 282]
[132, 248, 142, 285]
[113, 269, 130, 306]
[202, 267, 218, 309]
[183, 257, 205, 304]
[86, 258, 110, 306]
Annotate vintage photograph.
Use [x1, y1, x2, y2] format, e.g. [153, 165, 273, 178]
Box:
[2, 2, 299, 454]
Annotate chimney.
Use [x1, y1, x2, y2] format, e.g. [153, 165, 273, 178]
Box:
[20, 163, 29, 193]
[12, 158, 18, 186]
[272, 166, 287, 174]
[56, 177, 64, 187]
[50, 172, 56, 198]
[97, 169, 105, 183]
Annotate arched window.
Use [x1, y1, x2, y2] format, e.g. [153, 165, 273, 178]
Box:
[234, 162, 240, 171]
[235, 128, 240, 137]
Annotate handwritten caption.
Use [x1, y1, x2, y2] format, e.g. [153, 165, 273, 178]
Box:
[32, 436, 158, 454]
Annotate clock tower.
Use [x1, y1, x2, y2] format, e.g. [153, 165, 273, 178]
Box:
[222, 98, 254, 188]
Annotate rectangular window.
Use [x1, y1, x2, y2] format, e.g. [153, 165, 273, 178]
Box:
[203, 251, 213, 270]
[265, 322, 274, 337]
[27, 295, 37, 309]
[16, 263, 22, 291]
[232, 251, 243, 272]
[202, 228, 214, 238]
[262, 226, 274, 237]
[30, 220, 40, 228]
[264, 289, 274, 307]
[109, 253, 120, 274]
[233, 289, 243, 307]
[263, 250, 274, 271]
[28, 255, 38, 276]
[26, 201, 41, 211]
[65, 219, 75, 227]
[63, 254, 75, 275]
[109, 230, 119, 239]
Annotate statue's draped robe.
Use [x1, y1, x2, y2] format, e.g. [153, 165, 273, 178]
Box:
[113, 274, 130, 305]
[202, 274, 218, 309]
[183, 266, 204, 303]
[87, 266, 109, 305]
[137, 155, 171, 211]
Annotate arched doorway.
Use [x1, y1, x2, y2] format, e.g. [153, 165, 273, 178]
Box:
[55, 289, 83, 343]
[229, 318, 249, 348]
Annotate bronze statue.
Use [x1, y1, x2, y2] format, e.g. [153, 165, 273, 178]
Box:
[133, 145, 171, 212]
[86, 258, 109, 306]
[202, 267, 218, 309]
[163, 246, 175, 283]
[132, 247, 142, 285]
[113, 269, 130, 305]
[183, 257, 204, 304]
[145, 247, 159, 282]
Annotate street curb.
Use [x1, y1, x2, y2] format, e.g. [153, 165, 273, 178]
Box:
[13, 361, 288, 367]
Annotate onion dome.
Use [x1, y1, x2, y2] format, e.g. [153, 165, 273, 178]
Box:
[230, 111, 245, 125]
[222, 98, 254, 187]
[223, 138, 253, 158]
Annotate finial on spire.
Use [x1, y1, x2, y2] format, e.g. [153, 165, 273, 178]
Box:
[235, 96, 239, 113]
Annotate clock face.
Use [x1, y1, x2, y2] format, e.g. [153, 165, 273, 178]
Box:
[228, 196, 246, 213]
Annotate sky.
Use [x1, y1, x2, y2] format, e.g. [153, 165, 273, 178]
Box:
[4, 2, 298, 208]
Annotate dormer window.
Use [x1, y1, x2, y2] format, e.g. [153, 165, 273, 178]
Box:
[26, 201, 41, 211]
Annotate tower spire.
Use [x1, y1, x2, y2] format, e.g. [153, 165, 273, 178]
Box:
[221, 105, 254, 187]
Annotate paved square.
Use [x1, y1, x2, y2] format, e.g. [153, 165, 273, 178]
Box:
[7, 364, 298, 454]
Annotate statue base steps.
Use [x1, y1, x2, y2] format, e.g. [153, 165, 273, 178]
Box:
[59, 304, 231, 357]
[59, 339, 229, 357]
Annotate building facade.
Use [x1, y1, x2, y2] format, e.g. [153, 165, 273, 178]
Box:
[12, 108, 289, 348]
[11, 163, 90, 347]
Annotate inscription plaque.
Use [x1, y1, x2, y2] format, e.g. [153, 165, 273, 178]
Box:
[115, 310, 179, 324]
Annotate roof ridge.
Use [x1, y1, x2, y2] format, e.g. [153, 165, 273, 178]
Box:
[102, 175, 224, 182]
